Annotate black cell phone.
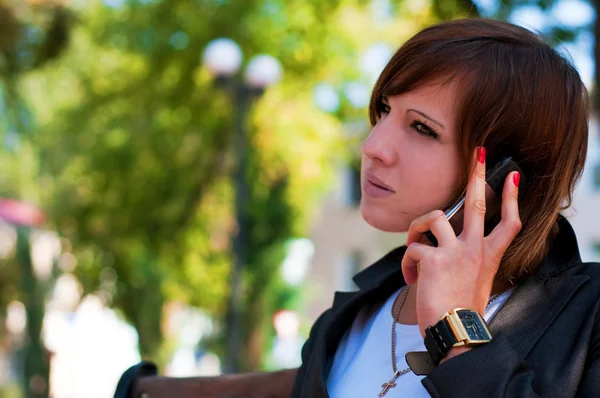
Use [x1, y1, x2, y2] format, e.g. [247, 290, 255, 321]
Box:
[424, 157, 526, 247]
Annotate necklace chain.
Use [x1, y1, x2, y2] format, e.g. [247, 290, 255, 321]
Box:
[379, 287, 410, 397]
[390, 286, 410, 375]
[379, 286, 510, 397]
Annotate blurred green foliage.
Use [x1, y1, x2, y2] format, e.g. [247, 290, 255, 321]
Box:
[5, 0, 435, 370]
[0, 383, 22, 398]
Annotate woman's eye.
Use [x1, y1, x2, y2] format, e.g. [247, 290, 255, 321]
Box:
[411, 121, 439, 140]
[379, 102, 391, 115]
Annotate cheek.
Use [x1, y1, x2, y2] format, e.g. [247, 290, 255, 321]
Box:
[420, 161, 457, 192]
[403, 145, 454, 186]
[399, 149, 460, 209]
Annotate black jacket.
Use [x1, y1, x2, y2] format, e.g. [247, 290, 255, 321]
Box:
[291, 215, 600, 397]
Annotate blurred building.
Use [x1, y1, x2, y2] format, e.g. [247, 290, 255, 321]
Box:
[304, 119, 600, 323]
[569, 117, 600, 263]
[44, 295, 141, 398]
[304, 163, 403, 321]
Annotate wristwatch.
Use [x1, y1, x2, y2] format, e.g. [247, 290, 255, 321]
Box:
[424, 308, 492, 365]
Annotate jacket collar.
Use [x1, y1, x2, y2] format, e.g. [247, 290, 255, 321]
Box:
[533, 214, 583, 278]
[328, 246, 407, 314]
[487, 215, 588, 357]
[352, 246, 407, 291]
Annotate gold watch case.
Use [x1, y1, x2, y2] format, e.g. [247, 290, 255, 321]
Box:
[440, 308, 493, 347]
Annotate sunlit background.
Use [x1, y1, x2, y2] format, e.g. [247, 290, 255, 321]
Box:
[0, 0, 598, 397]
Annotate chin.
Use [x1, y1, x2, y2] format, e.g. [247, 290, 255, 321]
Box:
[360, 200, 410, 233]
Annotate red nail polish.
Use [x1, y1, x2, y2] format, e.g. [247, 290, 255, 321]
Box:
[478, 147, 486, 164]
[513, 172, 521, 187]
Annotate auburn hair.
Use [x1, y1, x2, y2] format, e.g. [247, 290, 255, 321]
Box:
[369, 19, 589, 283]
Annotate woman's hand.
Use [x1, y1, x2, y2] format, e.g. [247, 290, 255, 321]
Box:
[401, 147, 522, 338]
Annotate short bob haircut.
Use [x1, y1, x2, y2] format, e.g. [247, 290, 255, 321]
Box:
[369, 19, 589, 283]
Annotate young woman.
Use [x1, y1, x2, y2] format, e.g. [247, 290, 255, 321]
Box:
[291, 18, 599, 397]
[115, 18, 598, 398]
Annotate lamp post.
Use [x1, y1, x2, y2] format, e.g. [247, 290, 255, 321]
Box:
[202, 38, 282, 373]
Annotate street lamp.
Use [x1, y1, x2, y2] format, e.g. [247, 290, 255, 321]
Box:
[202, 38, 243, 78]
[202, 38, 282, 373]
[244, 54, 283, 89]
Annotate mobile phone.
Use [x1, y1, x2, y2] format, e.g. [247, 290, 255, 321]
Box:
[424, 157, 525, 247]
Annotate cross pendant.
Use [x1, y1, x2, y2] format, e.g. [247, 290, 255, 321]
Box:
[378, 376, 398, 397]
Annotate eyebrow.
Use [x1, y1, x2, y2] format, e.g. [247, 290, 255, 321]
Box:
[406, 109, 445, 130]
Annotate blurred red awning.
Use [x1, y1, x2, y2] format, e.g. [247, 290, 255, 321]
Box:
[0, 198, 46, 227]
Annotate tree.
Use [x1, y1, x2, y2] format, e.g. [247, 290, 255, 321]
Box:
[21, 0, 376, 370]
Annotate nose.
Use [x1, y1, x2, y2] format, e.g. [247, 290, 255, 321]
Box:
[361, 123, 397, 166]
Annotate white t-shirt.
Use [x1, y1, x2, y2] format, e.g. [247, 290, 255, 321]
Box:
[326, 286, 515, 397]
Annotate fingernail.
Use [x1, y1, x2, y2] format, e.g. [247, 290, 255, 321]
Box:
[478, 147, 486, 164]
[513, 171, 521, 187]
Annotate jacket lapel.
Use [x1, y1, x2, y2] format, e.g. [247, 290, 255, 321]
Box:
[325, 246, 408, 360]
[308, 289, 378, 398]
[327, 248, 408, 319]
[312, 247, 408, 398]
[489, 215, 589, 357]
[489, 273, 588, 357]
[330, 291, 357, 314]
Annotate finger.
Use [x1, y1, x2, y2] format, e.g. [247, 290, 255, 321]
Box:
[401, 242, 434, 284]
[406, 210, 458, 247]
[486, 171, 522, 254]
[462, 146, 487, 241]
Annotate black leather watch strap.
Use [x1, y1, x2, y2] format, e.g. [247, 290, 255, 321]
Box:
[406, 351, 436, 375]
[424, 318, 458, 365]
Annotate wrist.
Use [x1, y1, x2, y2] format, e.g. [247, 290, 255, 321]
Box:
[424, 308, 492, 367]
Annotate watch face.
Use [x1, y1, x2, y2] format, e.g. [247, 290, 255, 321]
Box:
[457, 310, 491, 341]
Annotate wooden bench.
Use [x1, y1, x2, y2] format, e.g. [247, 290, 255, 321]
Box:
[130, 368, 298, 398]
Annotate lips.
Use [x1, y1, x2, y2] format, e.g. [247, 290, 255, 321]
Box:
[365, 171, 395, 193]
[363, 171, 395, 199]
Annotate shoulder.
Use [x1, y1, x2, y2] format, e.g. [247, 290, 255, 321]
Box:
[564, 261, 600, 324]
[574, 261, 600, 299]
[576, 261, 600, 276]
[569, 261, 600, 286]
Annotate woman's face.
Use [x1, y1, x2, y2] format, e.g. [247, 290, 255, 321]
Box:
[360, 82, 461, 232]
